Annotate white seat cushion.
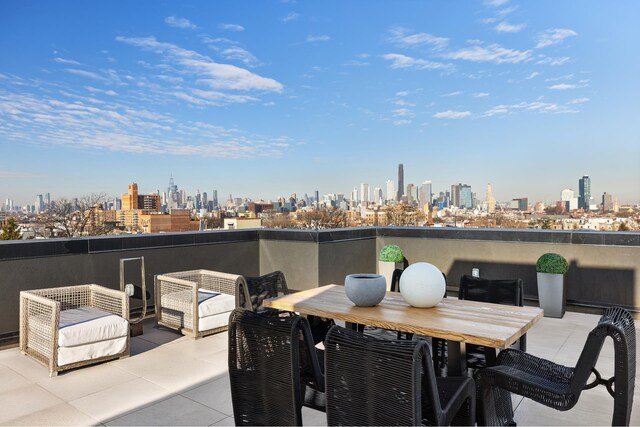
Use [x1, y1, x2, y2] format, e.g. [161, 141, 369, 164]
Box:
[57, 307, 128, 347]
[161, 289, 236, 318]
[58, 336, 128, 366]
[198, 311, 233, 332]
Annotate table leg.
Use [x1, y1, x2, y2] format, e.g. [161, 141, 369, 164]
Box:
[446, 340, 467, 376]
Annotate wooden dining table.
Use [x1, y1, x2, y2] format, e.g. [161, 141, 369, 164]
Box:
[263, 284, 544, 376]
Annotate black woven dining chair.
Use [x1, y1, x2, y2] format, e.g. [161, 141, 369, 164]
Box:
[477, 306, 636, 426]
[325, 325, 476, 426]
[237, 270, 333, 344]
[228, 308, 326, 426]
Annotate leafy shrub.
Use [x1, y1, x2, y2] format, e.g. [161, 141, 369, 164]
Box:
[536, 253, 569, 274]
[379, 244, 404, 263]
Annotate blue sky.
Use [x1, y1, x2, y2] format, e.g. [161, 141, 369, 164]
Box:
[1, 0, 639, 206]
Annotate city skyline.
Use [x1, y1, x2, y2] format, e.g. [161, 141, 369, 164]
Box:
[1, 1, 639, 205]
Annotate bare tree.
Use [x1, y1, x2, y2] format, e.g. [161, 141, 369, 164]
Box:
[383, 204, 425, 226]
[261, 210, 298, 229]
[36, 193, 112, 237]
[297, 207, 349, 230]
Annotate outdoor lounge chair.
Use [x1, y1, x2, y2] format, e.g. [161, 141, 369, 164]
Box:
[20, 284, 130, 377]
[477, 306, 636, 426]
[228, 308, 325, 426]
[325, 325, 476, 426]
[155, 269, 244, 339]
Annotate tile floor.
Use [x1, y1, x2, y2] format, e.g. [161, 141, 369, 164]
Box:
[0, 311, 638, 426]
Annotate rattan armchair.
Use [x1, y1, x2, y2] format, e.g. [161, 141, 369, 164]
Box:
[228, 308, 326, 426]
[155, 269, 245, 339]
[477, 306, 636, 426]
[325, 325, 476, 426]
[20, 284, 130, 377]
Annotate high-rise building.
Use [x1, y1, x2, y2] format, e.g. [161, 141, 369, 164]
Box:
[485, 183, 496, 213]
[451, 184, 461, 208]
[510, 198, 529, 211]
[314, 190, 319, 205]
[419, 181, 432, 211]
[212, 190, 218, 209]
[460, 184, 472, 209]
[396, 163, 404, 201]
[44, 193, 50, 208]
[602, 192, 614, 211]
[351, 186, 358, 205]
[360, 183, 370, 205]
[406, 184, 416, 204]
[386, 180, 394, 202]
[561, 189, 578, 211]
[579, 175, 591, 210]
[373, 187, 382, 205]
[122, 183, 139, 210]
[35, 194, 44, 213]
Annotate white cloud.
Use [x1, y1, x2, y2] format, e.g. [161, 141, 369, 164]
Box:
[495, 21, 526, 33]
[392, 108, 414, 117]
[535, 28, 578, 49]
[481, 99, 579, 116]
[485, 0, 509, 6]
[165, 16, 197, 30]
[393, 119, 411, 126]
[433, 110, 471, 119]
[386, 26, 449, 50]
[218, 23, 245, 32]
[545, 74, 574, 81]
[548, 83, 577, 90]
[526, 71, 540, 79]
[281, 12, 299, 22]
[65, 68, 106, 81]
[567, 97, 589, 104]
[220, 47, 259, 66]
[382, 53, 451, 70]
[472, 92, 490, 97]
[536, 56, 570, 66]
[0, 170, 39, 178]
[442, 91, 463, 97]
[84, 86, 118, 96]
[116, 36, 283, 92]
[54, 57, 81, 65]
[306, 34, 331, 42]
[396, 90, 410, 97]
[444, 44, 532, 64]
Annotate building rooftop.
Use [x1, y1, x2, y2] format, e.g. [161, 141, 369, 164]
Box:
[0, 310, 638, 426]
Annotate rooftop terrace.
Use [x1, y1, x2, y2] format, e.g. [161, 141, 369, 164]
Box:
[0, 227, 638, 425]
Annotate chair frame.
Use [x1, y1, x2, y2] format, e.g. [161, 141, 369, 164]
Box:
[477, 306, 636, 426]
[325, 325, 476, 426]
[19, 284, 130, 377]
[155, 269, 246, 339]
[228, 308, 325, 426]
[237, 270, 288, 313]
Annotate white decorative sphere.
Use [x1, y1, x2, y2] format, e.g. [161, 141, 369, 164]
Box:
[399, 262, 445, 308]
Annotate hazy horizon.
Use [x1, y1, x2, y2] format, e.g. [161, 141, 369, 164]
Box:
[1, 1, 639, 206]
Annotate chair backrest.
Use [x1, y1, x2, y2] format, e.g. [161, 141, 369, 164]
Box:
[228, 308, 322, 426]
[459, 275, 523, 307]
[237, 271, 289, 312]
[572, 307, 636, 425]
[325, 325, 443, 426]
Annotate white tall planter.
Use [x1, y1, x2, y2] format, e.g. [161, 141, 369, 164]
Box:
[378, 261, 402, 291]
[537, 272, 566, 318]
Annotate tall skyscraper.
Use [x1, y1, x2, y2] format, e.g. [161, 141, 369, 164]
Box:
[485, 183, 496, 213]
[360, 183, 370, 205]
[122, 183, 139, 210]
[386, 180, 394, 202]
[579, 175, 591, 210]
[35, 194, 44, 213]
[351, 186, 358, 205]
[561, 189, 578, 211]
[419, 181, 432, 211]
[314, 190, 320, 205]
[212, 190, 218, 208]
[406, 183, 416, 204]
[396, 163, 404, 201]
[460, 184, 472, 209]
[450, 184, 461, 208]
[602, 192, 614, 211]
[44, 193, 50, 208]
[373, 187, 382, 205]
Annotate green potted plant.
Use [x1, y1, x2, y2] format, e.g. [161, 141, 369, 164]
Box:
[378, 244, 404, 291]
[536, 253, 569, 318]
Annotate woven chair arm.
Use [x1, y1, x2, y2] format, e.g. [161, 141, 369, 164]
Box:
[156, 275, 197, 291]
[198, 270, 239, 296]
[20, 291, 61, 316]
[20, 291, 60, 355]
[90, 285, 129, 320]
[496, 348, 574, 385]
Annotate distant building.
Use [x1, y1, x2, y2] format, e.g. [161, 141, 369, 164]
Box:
[561, 188, 578, 211]
[122, 183, 161, 212]
[460, 184, 472, 209]
[419, 181, 432, 211]
[602, 192, 614, 211]
[450, 184, 461, 208]
[396, 164, 404, 201]
[579, 175, 591, 210]
[485, 183, 495, 213]
[510, 198, 528, 211]
[360, 183, 370, 205]
[224, 218, 262, 230]
[386, 180, 395, 202]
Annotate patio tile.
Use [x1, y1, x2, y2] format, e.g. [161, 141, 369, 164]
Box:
[182, 375, 233, 416]
[114, 346, 225, 392]
[68, 378, 172, 423]
[302, 406, 327, 426]
[0, 349, 51, 381]
[36, 362, 138, 401]
[105, 395, 226, 426]
[130, 336, 160, 356]
[1, 402, 99, 426]
[0, 384, 64, 424]
[209, 416, 235, 426]
[138, 324, 186, 346]
[0, 365, 31, 394]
